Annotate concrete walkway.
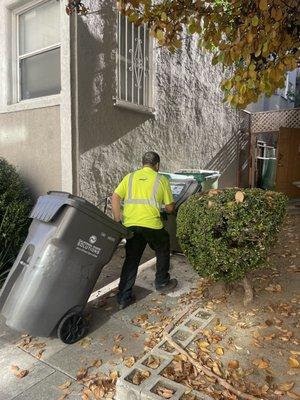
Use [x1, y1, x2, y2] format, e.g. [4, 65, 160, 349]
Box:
[0, 252, 197, 400]
[0, 212, 299, 400]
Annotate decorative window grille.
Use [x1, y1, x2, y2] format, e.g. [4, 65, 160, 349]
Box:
[117, 13, 153, 109]
[15, 0, 61, 101]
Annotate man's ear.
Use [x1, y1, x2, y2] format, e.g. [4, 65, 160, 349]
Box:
[155, 163, 160, 172]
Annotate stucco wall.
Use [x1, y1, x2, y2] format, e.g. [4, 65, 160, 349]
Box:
[76, 0, 246, 204]
[0, 106, 61, 197]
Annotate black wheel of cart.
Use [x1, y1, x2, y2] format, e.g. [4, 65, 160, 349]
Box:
[57, 311, 88, 344]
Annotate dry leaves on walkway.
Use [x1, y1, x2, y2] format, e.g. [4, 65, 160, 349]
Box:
[129, 369, 150, 385]
[288, 357, 300, 369]
[155, 385, 175, 399]
[144, 355, 161, 369]
[79, 337, 92, 349]
[123, 356, 135, 368]
[252, 358, 270, 369]
[10, 365, 29, 379]
[112, 344, 126, 354]
[78, 369, 118, 399]
[58, 381, 72, 390]
[16, 335, 47, 359]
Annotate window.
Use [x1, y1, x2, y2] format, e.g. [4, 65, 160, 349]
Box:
[15, 0, 61, 101]
[117, 14, 153, 109]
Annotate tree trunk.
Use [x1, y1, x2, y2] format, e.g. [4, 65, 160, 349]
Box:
[243, 276, 254, 306]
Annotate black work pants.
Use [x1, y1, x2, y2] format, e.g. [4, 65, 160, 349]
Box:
[117, 227, 170, 303]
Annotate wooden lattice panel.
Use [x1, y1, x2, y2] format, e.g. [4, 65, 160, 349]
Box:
[251, 108, 300, 133]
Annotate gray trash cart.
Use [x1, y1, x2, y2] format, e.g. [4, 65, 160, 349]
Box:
[160, 174, 202, 252]
[0, 191, 130, 344]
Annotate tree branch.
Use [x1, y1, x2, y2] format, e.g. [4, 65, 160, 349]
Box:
[165, 334, 263, 400]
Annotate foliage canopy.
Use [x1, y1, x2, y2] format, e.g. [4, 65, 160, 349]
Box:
[67, 0, 299, 107]
[177, 188, 287, 282]
[0, 158, 32, 284]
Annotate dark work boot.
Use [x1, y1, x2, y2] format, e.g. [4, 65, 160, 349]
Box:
[118, 295, 136, 310]
[155, 278, 178, 293]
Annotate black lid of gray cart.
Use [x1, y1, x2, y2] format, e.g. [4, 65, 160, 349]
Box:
[30, 191, 130, 238]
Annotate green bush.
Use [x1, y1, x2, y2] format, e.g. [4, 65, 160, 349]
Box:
[177, 188, 288, 282]
[0, 158, 32, 284]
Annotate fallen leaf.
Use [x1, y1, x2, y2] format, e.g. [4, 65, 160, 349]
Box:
[156, 386, 174, 398]
[114, 334, 124, 342]
[287, 391, 300, 399]
[265, 284, 282, 292]
[58, 381, 72, 390]
[58, 395, 68, 400]
[36, 349, 45, 359]
[10, 365, 29, 379]
[91, 359, 102, 368]
[123, 356, 135, 368]
[291, 351, 300, 356]
[76, 367, 88, 380]
[289, 357, 300, 368]
[215, 346, 224, 356]
[228, 360, 239, 369]
[110, 370, 119, 380]
[215, 323, 227, 333]
[131, 370, 150, 385]
[79, 337, 92, 348]
[112, 344, 126, 354]
[146, 355, 161, 369]
[212, 362, 222, 376]
[278, 382, 295, 392]
[253, 358, 270, 369]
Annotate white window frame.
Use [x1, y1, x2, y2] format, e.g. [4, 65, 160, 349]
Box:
[11, 0, 61, 103]
[115, 13, 154, 114]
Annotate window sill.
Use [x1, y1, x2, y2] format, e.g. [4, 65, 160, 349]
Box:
[114, 98, 155, 116]
[0, 94, 61, 114]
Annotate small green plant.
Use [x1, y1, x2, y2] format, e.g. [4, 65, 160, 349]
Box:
[0, 158, 32, 284]
[177, 188, 287, 283]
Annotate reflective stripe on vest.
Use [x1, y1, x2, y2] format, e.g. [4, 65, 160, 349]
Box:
[123, 172, 161, 208]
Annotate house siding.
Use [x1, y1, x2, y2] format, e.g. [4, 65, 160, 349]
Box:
[0, 106, 62, 197]
[74, 0, 247, 203]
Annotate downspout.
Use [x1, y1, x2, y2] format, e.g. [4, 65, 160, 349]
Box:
[70, 14, 80, 195]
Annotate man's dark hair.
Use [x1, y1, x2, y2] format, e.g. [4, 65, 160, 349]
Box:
[142, 151, 160, 166]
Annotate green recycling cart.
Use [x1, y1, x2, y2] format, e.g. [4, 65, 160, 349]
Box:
[175, 169, 221, 191]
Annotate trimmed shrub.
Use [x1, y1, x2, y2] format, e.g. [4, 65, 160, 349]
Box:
[177, 188, 288, 283]
[0, 158, 32, 284]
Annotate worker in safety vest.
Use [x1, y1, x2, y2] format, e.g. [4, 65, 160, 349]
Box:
[112, 151, 178, 310]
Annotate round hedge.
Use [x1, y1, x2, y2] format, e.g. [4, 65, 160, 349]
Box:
[0, 158, 32, 283]
[177, 188, 287, 282]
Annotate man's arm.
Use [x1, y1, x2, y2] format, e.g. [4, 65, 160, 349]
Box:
[165, 202, 175, 214]
[112, 193, 122, 222]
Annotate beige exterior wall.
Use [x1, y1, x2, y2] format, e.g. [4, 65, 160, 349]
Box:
[0, 106, 61, 197]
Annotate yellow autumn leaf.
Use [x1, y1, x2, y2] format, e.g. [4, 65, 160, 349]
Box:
[259, 0, 268, 11]
[215, 346, 224, 356]
[156, 30, 164, 41]
[212, 362, 222, 376]
[198, 340, 210, 348]
[289, 357, 300, 369]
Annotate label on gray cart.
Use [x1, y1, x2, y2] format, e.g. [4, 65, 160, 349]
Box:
[76, 238, 101, 258]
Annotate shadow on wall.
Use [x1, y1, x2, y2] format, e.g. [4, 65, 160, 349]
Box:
[205, 129, 250, 188]
[77, 3, 151, 154]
